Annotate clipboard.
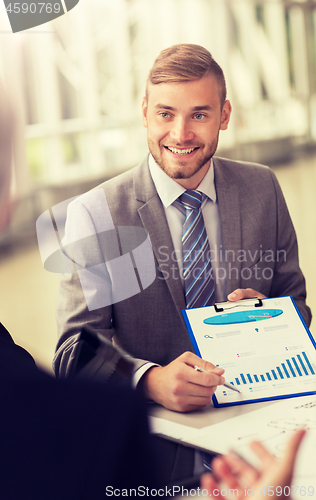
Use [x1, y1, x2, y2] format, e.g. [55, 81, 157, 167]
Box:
[182, 296, 316, 407]
[214, 297, 263, 312]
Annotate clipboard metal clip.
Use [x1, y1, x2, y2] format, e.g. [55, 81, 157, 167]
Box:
[214, 297, 263, 313]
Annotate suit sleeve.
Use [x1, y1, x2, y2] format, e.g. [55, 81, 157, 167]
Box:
[269, 170, 311, 326]
[53, 196, 154, 379]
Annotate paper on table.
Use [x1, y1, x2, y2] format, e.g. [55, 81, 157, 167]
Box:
[149, 417, 199, 445]
[189, 395, 316, 494]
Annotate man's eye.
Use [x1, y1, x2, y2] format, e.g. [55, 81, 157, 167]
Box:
[194, 113, 205, 120]
[160, 112, 170, 119]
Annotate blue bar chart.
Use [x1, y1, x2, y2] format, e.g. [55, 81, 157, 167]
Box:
[230, 351, 315, 386]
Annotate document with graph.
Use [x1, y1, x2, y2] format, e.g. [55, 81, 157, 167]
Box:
[182, 296, 316, 407]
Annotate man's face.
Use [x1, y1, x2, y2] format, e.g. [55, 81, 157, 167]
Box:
[142, 74, 231, 189]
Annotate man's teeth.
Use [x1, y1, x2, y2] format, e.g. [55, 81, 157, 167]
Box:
[167, 147, 195, 155]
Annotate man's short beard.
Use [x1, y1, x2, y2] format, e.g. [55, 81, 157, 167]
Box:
[168, 155, 212, 179]
[148, 138, 218, 180]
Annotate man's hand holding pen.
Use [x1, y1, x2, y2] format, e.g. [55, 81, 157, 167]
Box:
[142, 351, 225, 412]
[194, 366, 240, 393]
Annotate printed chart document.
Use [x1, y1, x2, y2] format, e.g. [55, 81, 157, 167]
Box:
[192, 395, 316, 500]
[170, 395, 316, 498]
[182, 296, 316, 407]
[150, 396, 316, 499]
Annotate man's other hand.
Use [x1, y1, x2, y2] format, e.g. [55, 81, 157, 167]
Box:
[142, 352, 225, 412]
[227, 288, 266, 302]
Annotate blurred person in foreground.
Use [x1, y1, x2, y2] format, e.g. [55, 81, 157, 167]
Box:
[54, 43, 311, 481]
[0, 79, 162, 499]
[202, 429, 307, 500]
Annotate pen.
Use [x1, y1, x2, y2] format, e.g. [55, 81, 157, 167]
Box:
[194, 365, 241, 394]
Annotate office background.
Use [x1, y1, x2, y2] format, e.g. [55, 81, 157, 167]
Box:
[0, 0, 315, 372]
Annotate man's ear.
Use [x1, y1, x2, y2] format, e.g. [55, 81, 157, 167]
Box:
[141, 97, 148, 128]
[220, 100, 232, 130]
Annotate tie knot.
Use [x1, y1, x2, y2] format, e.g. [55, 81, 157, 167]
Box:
[178, 190, 202, 211]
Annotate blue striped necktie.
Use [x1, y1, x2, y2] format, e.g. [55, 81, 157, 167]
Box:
[177, 190, 215, 309]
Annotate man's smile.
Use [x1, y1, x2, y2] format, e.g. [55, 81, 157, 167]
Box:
[164, 146, 200, 156]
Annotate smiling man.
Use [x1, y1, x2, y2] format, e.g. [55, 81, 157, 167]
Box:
[54, 44, 311, 482]
[142, 73, 231, 189]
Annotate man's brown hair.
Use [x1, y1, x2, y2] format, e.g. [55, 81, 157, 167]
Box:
[146, 44, 227, 107]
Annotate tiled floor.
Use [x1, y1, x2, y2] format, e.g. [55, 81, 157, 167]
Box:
[0, 152, 315, 373]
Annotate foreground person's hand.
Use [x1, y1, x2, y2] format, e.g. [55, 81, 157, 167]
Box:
[201, 429, 306, 500]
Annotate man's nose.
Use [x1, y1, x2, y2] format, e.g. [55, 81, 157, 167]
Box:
[170, 118, 194, 143]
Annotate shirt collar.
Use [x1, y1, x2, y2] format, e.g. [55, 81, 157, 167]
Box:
[148, 154, 216, 208]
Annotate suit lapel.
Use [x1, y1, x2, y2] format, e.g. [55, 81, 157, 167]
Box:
[213, 157, 241, 294]
[133, 156, 242, 309]
[134, 158, 186, 317]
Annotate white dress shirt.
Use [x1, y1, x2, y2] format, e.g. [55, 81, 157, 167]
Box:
[134, 155, 227, 387]
[148, 154, 227, 302]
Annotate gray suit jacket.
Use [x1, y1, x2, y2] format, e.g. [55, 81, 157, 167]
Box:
[54, 155, 311, 377]
[54, 155, 311, 482]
